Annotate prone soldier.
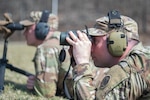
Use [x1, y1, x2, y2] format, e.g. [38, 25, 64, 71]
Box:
[20, 10, 73, 98]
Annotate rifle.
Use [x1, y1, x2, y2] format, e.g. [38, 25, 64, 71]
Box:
[0, 23, 33, 95]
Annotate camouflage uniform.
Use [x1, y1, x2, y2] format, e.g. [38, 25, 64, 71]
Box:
[20, 11, 99, 98]
[20, 11, 73, 98]
[33, 31, 73, 97]
[73, 16, 150, 100]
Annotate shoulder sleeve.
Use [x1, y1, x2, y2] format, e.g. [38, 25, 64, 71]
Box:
[34, 44, 60, 98]
[73, 63, 96, 100]
[51, 31, 61, 40]
[96, 60, 149, 100]
[96, 64, 130, 100]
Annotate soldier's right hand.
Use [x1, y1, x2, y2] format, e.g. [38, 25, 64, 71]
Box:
[27, 75, 36, 90]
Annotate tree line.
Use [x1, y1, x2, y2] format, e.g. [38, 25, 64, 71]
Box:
[0, 0, 149, 40]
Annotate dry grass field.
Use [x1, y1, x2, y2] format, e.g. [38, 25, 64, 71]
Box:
[0, 41, 65, 100]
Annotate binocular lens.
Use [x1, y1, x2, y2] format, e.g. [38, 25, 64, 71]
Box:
[60, 31, 78, 46]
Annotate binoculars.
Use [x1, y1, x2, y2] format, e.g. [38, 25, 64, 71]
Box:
[60, 30, 92, 46]
[60, 30, 78, 46]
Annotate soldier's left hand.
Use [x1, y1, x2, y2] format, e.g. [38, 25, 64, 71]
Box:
[66, 30, 91, 65]
[0, 13, 14, 39]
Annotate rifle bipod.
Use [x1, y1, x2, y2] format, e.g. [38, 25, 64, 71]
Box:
[0, 39, 33, 95]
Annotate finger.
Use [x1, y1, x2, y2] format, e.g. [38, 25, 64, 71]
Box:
[27, 82, 33, 89]
[77, 30, 89, 41]
[69, 31, 79, 42]
[3, 26, 11, 33]
[29, 75, 35, 79]
[77, 30, 85, 41]
[4, 13, 13, 22]
[27, 79, 34, 84]
[0, 20, 9, 25]
[66, 37, 75, 45]
[27, 84, 34, 90]
[82, 32, 90, 40]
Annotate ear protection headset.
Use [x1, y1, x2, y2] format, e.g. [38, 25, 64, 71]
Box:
[35, 10, 50, 40]
[107, 10, 127, 56]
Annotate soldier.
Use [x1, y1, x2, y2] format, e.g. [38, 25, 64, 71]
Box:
[66, 10, 150, 99]
[20, 10, 74, 98]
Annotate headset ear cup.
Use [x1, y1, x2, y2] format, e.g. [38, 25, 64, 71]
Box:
[107, 31, 127, 56]
[35, 22, 50, 40]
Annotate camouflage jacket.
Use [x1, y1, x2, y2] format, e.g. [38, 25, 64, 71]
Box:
[73, 42, 150, 100]
[32, 31, 73, 98]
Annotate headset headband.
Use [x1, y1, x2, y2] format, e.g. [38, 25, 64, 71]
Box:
[108, 10, 122, 28]
[39, 10, 50, 23]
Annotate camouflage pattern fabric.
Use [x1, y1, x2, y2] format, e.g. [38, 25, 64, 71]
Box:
[20, 11, 59, 30]
[73, 42, 150, 100]
[32, 31, 73, 98]
[32, 31, 99, 98]
[89, 15, 139, 41]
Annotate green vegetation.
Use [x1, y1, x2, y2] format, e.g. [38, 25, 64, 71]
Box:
[0, 41, 65, 100]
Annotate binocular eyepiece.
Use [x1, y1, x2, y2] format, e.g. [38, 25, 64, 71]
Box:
[60, 30, 92, 46]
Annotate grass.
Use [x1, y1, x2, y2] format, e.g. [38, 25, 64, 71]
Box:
[0, 41, 66, 100]
[0, 34, 149, 100]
